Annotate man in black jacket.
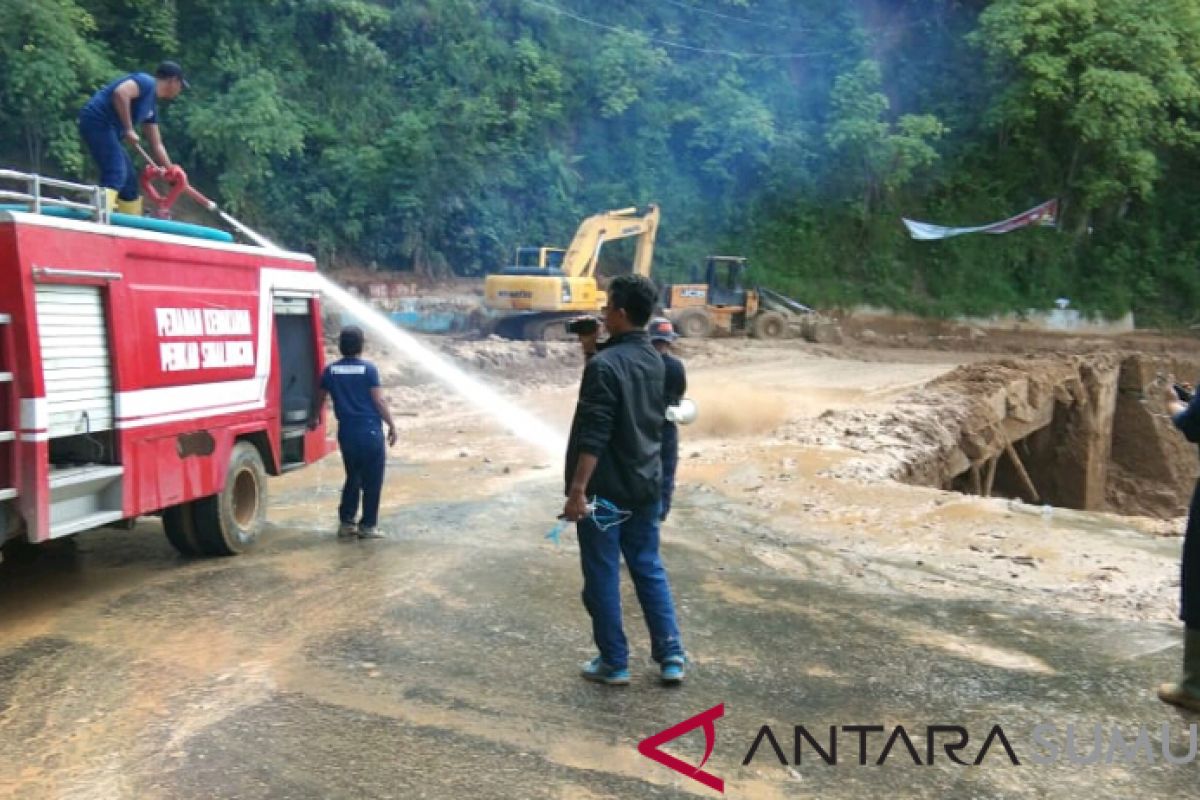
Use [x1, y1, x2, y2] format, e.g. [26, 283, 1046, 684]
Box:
[562, 275, 686, 686]
[1160, 380, 1200, 711]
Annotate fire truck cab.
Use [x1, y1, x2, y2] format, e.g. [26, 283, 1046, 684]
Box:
[0, 170, 331, 557]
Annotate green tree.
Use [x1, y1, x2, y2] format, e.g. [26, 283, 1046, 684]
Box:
[826, 60, 946, 217]
[974, 0, 1200, 227]
[184, 62, 305, 211]
[0, 0, 112, 172]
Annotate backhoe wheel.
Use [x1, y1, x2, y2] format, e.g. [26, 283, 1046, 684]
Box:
[163, 502, 202, 557]
[194, 442, 268, 556]
[673, 309, 713, 338]
[751, 311, 787, 340]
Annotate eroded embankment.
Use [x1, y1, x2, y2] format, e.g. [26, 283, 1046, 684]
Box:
[788, 354, 1200, 518]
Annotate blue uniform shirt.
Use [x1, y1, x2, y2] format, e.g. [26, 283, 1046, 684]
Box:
[321, 357, 382, 431]
[81, 73, 158, 130]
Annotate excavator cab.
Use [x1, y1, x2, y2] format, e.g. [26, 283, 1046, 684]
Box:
[483, 206, 660, 338]
[503, 247, 567, 277]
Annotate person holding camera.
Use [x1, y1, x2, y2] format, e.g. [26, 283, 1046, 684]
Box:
[1161, 380, 1200, 711]
[575, 315, 688, 522]
[562, 275, 687, 686]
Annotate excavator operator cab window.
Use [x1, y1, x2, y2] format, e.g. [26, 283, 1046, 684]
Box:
[515, 248, 543, 269]
[506, 247, 567, 277]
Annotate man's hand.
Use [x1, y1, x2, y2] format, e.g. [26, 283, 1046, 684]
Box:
[123, 128, 140, 145]
[578, 329, 599, 357]
[1168, 381, 1191, 415]
[561, 488, 590, 522]
[386, 425, 398, 447]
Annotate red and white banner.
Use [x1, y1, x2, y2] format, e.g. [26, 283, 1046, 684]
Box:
[903, 199, 1058, 241]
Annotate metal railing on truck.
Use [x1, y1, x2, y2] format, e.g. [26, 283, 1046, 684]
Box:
[0, 169, 111, 224]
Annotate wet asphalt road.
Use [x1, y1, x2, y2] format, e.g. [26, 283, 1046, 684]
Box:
[1, 467, 1199, 799]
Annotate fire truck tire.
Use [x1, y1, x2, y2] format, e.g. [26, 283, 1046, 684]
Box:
[162, 502, 202, 557]
[194, 442, 268, 556]
[673, 309, 713, 338]
[751, 311, 787, 340]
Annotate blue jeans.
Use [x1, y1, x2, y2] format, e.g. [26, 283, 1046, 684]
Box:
[338, 425, 386, 528]
[577, 500, 684, 669]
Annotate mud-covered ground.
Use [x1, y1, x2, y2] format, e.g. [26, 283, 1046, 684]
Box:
[1, 332, 1198, 799]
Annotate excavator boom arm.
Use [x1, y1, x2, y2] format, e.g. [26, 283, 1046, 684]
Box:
[561, 204, 660, 279]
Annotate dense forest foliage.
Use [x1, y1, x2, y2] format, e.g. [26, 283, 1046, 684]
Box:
[2, 0, 1200, 323]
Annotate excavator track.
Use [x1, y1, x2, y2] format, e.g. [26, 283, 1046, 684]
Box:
[487, 313, 575, 341]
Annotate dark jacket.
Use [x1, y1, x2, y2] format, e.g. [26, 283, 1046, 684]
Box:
[564, 330, 665, 508]
[662, 352, 687, 407]
[1174, 392, 1200, 447]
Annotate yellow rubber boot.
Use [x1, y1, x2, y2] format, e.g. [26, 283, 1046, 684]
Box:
[1157, 628, 1200, 712]
[103, 189, 118, 215]
[115, 196, 144, 216]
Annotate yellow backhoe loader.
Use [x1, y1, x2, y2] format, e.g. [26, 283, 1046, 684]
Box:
[483, 205, 659, 340]
[660, 256, 813, 339]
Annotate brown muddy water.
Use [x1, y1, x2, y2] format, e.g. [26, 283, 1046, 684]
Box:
[1, 345, 1197, 799]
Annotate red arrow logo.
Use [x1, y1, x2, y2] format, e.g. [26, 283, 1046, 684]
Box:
[637, 704, 725, 793]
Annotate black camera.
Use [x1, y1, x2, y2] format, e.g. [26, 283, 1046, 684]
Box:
[1175, 383, 1194, 403]
[566, 316, 600, 336]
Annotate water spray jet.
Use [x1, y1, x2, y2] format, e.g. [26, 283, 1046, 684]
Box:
[314, 275, 568, 462]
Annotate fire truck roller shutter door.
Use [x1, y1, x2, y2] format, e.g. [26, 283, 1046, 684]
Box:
[35, 285, 114, 437]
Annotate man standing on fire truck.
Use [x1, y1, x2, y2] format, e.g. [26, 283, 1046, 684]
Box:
[310, 326, 398, 540]
[78, 61, 188, 216]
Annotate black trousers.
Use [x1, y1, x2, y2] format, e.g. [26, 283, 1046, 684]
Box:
[338, 425, 386, 529]
[1184, 480, 1200, 630]
[661, 422, 678, 520]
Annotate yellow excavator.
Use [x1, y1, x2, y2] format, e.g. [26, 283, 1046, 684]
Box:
[483, 204, 660, 339]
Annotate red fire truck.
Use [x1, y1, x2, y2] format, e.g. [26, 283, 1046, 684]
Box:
[0, 170, 331, 557]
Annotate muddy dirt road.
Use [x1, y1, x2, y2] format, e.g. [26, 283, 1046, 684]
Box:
[1, 338, 1197, 799]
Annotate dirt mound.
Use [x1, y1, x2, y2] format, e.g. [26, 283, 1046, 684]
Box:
[783, 353, 1200, 519]
[783, 387, 971, 484]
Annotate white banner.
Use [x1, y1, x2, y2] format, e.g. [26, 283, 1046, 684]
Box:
[903, 199, 1058, 241]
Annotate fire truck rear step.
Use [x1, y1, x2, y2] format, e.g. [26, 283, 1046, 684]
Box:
[48, 464, 124, 538]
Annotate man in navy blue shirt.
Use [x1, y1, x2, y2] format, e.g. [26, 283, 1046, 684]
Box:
[311, 326, 398, 540]
[78, 62, 187, 216]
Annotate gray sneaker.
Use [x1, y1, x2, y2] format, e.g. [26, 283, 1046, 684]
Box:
[337, 523, 358, 539]
[357, 526, 385, 540]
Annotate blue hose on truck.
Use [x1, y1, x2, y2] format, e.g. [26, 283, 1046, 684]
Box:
[0, 204, 235, 243]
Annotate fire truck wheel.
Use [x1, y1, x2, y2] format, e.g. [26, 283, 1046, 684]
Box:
[162, 502, 202, 557]
[194, 442, 268, 556]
